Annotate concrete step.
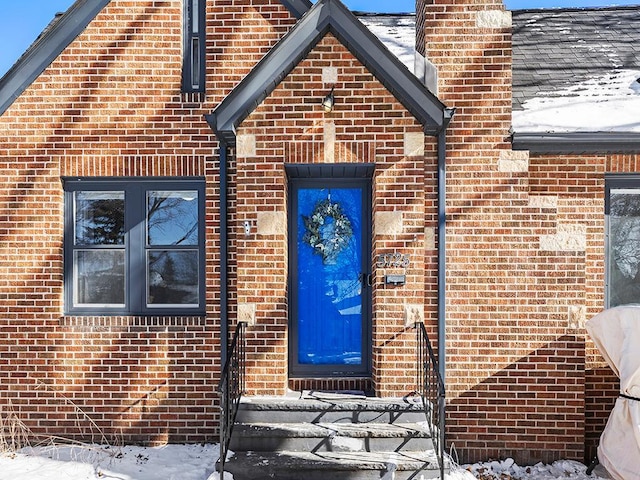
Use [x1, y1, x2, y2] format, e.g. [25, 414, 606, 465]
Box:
[224, 450, 442, 480]
[236, 394, 427, 425]
[230, 421, 433, 452]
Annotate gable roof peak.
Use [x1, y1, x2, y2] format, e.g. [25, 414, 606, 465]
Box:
[0, 0, 313, 116]
[207, 0, 447, 143]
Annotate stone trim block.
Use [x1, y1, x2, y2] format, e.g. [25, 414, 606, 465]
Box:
[498, 149, 529, 173]
[322, 67, 338, 84]
[238, 303, 256, 326]
[540, 224, 587, 252]
[476, 10, 512, 29]
[404, 304, 424, 328]
[569, 305, 586, 330]
[237, 134, 256, 158]
[404, 131, 425, 157]
[529, 195, 558, 209]
[425, 226, 436, 250]
[257, 211, 285, 236]
[375, 211, 403, 236]
[324, 121, 335, 163]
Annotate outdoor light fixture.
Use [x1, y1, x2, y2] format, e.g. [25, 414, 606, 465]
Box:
[321, 86, 335, 113]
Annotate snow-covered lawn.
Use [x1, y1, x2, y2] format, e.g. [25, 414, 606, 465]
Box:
[0, 443, 608, 480]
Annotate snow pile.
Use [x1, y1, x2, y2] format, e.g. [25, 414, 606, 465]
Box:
[0, 443, 224, 480]
[0, 444, 609, 480]
[461, 458, 608, 480]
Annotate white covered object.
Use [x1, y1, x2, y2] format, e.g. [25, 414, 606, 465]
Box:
[586, 306, 640, 480]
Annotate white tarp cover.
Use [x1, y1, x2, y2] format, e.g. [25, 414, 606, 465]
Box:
[586, 306, 640, 480]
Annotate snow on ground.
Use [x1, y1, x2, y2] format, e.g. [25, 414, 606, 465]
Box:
[0, 443, 609, 480]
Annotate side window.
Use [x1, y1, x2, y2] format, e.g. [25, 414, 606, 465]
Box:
[182, 0, 206, 93]
[64, 178, 205, 315]
[606, 176, 640, 308]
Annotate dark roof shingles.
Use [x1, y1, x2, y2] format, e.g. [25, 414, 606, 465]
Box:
[512, 6, 640, 110]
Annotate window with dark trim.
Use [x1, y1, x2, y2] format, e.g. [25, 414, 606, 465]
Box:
[182, 0, 206, 93]
[64, 178, 206, 316]
[606, 175, 640, 308]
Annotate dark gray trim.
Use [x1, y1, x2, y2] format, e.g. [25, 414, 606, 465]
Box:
[62, 176, 207, 317]
[220, 142, 229, 365]
[279, 0, 312, 19]
[182, 0, 207, 93]
[437, 108, 453, 386]
[285, 163, 375, 179]
[512, 132, 640, 154]
[205, 0, 447, 144]
[0, 0, 111, 116]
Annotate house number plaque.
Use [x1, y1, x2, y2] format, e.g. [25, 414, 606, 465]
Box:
[376, 253, 410, 269]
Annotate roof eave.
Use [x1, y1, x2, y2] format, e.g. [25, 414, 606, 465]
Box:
[280, 0, 312, 19]
[0, 0, 112, 116]
[512, 131, 640, 154]
[0, 0, 310, 117]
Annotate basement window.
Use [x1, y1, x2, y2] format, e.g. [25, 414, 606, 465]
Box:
[63, 178, 206, 316]
[606, 176, 640, 308]
[182, 0, 206, 93]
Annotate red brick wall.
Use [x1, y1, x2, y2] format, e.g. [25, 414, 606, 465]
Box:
[233, 34, 440, 397]
[0, 0, 297, 444]
[419, 0, 591, 465]
[418, 0, 634, 463]
[0, 0, 633, 460]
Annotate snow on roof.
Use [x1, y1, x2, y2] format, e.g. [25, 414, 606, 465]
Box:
[359, 8, 640, 134]
[512, 68, 640, 133]
[512, 7, 640, 134]
[357, 14, 416, 73]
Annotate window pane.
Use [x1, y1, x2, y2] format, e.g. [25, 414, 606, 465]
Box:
[191, 38, 200, 89]
[147, 191, 199, 246]
[609, 188, 640, 307]
[192, 0, 199, 33]
[75, 191, 125, 245]
[148, 250, 199, 306]
[74, 250, 125, 306]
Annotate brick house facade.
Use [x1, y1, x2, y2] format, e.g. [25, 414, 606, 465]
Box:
[0, 0, 637, 466]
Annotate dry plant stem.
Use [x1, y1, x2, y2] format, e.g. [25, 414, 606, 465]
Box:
[0, 401, 32, 453]
[34, 379, 112, 448]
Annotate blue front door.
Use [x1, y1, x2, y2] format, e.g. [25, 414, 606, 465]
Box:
[289, 178, 371, 377]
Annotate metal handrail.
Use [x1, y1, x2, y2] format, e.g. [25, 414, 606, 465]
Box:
[216, 321, 247, 474]
[416, 321, 446, 480]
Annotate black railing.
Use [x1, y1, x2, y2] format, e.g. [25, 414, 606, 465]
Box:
[216, 321, 247, 474]
[416, 322, 446, 480]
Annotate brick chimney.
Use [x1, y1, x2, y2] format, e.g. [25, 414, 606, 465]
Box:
[416, 0, 513, 149]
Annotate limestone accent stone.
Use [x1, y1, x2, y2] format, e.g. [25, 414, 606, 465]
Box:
[238, 303, 256, 326]
[322, 67, 338, 84]
[404, 304, 424, 328]
[539, 224, 587, 252]
[256, 211, 285, 236]
[498, 149, 529, 172]
[375, 211, 403, 236]
[324, 121, 335, 163]
[476, 10, 512, 29]
[404, 132, 425, 157]
[237, 134, 256, 158]
[568, 305, 586, 330]
[425, 227, 436, 250]
[529, 195, 558, 209]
